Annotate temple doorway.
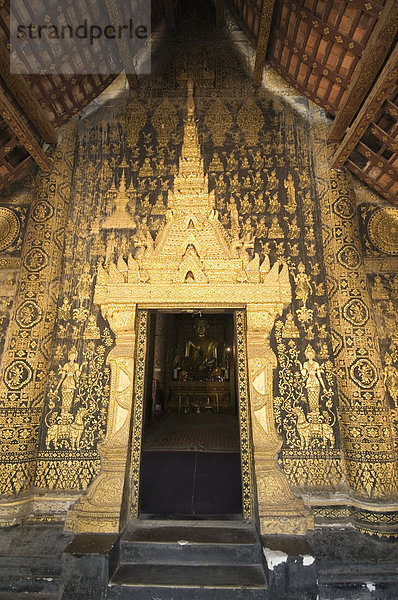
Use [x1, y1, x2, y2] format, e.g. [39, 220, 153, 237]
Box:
[138, 311, 243, 518]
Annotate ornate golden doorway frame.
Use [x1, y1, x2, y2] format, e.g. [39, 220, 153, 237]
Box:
[66, 300, 313, 535]
[130, 309, 253, 520]
[65, 81, 314, 534]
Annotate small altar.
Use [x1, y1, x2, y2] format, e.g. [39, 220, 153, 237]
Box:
[168, 380, 231, 413]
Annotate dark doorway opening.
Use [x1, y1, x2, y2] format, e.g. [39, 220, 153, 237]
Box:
[139, 311, 242, 518]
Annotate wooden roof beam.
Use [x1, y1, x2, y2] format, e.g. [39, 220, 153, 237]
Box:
[224, 0, 257, 46]
[347, 158, 398, 207]
[163, 0, 176, 30]
[0, 43, 58, 144]
[328, 0, 398, 142]
[216, 0, 224, 30]
[331, 42, 398, 169]
[104, 0, 139, 90]
[253, 0, 277, 87]
[0, 156, 33, 190]
[0, 85, 53, 173]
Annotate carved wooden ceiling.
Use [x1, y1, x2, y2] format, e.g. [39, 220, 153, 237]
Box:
[0, 0, 396, 204]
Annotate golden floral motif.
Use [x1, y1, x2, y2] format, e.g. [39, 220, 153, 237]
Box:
[349, 358, 378, 389]
[4, 359, 33, 390]
[152, 98, 178, 146]
[0, 207, 20, 251]
[342, 298, 369, 327]
[15, 300, 43, 329]
[237, 99, 264, 146]
[124, 99, 147, 147]
[205, 99, 232, 146]
[368, 208, 398, 255]
[23, 248, 48, 272]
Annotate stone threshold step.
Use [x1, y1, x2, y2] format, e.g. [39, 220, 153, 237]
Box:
[118, 539, 262, 566]
[123, 525, 257, 545]
[0, 567, 60, 578]
[0, 575, 59, 591]
[107, 587, 268, 600]
[110, 563, 267, 588]
[132, 518, 249, 527]
[0, 595, 57, 600]
[319, 571, 398, 584]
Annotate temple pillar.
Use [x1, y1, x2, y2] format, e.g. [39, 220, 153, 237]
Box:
[0, 120, 78, 525]
[65, 304, 137, 533]
[328, 171, 397, 498]
[310, 106, 398, 499]
[246, 304, 314, 534]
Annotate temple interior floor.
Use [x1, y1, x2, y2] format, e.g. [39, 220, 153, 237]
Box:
[143, 412, 240, 452]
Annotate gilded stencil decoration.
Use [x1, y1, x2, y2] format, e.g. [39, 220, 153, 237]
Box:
[205, 99, 232, 146]
[309, 107, 398, 498]
[234, 310, 253, 520]
[368, 208, 398, 256]
[0, 208, 20, 251]
[358, 200, 398, 458]
[152, 98, 178, 147]
[77, 82, 313, 535]
[124, 99, 147, 148]
[130, 310, 148, 517]
[0, 120, 78, 516]
[1, 3, 397, 535]
[273, 319, 342, 489]
[237, 99, 264, 146]
[65, 303, 137, 532]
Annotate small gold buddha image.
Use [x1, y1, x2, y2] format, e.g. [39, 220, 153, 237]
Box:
[139, 157, 154, 178]
[282, 312, 300, 338]
[268, 217, 284, 239]
[209, 152, 224, 172]
[185, 318, 219, 379]
[84, 315, 101, 339]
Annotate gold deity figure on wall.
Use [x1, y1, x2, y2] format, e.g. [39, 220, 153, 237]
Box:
[284, 173, 297, 214]
[184, 318, 219, 378]
[56, 347, 82, 415]
[299, 345, 327, 414]
[384, 352, 398, 407]
[294, 262, 312, 307]
[228, 197, 240, 238]
[76, 264, 94, 304]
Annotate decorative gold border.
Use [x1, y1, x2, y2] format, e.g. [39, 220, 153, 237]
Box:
[235, 310, 253, 520]
[131, 309, 148, 517]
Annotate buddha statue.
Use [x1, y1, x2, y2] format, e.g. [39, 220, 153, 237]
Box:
[185, 318, 219, 378]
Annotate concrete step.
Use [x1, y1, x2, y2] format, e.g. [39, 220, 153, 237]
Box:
[0, 521, 71, 599]
[108, 521, 268, 599]
[0, 575, 59, 595]
[108, 563, 268, 600]
[0, 594, 57, 600]
[119, 522, 262, 565]
[0, 555, 60, 594]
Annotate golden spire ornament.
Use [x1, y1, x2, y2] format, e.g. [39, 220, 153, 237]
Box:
[101, 162, 136, 230]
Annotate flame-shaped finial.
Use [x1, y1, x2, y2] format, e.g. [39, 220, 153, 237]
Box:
[119, 169, 127, 194]
[187, 78, 195, 117]
[119, 155, 129, 169]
